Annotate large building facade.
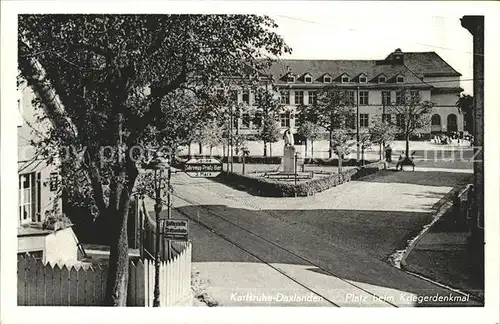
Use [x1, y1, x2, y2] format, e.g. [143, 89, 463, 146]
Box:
[231, 49, 463, 138]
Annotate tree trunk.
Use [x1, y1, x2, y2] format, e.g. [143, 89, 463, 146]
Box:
[263, 141, 267, 157]
[242, 155, 246, 175]
[329, 129, 333, 159]
[405, 135, 410, 157]
[361, 147, 365, 166]
[311, 140, 314, 158]
[188, 142, 192, 157]
[304, 140, 308, 158]
[210, 146, 213, 156]
[198, 143, 202, 155]
[338, 155, 342, 173]
[270, 142, 272, 157]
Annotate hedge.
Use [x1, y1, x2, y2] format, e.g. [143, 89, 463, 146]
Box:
[215, 161, 386, 197]
[177, 154, 375, 166]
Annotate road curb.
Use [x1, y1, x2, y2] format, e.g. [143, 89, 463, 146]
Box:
[388, 184, 470, 269]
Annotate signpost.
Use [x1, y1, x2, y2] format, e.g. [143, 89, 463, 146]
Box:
[161, 219, 189, 241]
[184, 158, 223, 178]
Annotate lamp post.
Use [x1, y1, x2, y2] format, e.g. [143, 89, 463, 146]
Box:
[145, 154, 170, 308]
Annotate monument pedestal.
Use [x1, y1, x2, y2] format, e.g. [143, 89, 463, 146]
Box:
[283, 146, 296, 173]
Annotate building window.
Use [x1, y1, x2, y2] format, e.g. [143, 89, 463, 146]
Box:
[19, 173, 41, 225]
[304, 76, 312, 83]
[341, 75, 349, 83]
[381, 91, 391, 106]
[242, 90, 250, 104]
[294, 112, 301, 127]
[242, 113, 250, 128]
[410, 90, 420, 102]
[347, 91, 355, 105]
[359, 114, 369, 127]
[396, 114, 406, 128]
[280, 90, 290, 105]
[287, 75, 295, 83]
[324, 76, 332, 83]
[253, 111, 262, 129]
[346, 114, 356, 129]
[308, 91, 317, 105]
[359, 91, 369, 105]
[378, 76, 386, 83]
[280, 112, 291, 128]
[382, 114, 392, 124]
[230, 90, 238, 103]
[294, 91, 304, 105]
[359, 76, 367, 83]
[396, 76, 404, 83]
[396, 91, 403, 105]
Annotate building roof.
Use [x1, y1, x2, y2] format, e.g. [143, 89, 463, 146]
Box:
[265, 50, 461, 86]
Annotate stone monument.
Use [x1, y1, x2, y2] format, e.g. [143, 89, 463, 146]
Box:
[282, 128, 296, 173]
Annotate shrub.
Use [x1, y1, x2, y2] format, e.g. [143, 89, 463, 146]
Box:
[215, 162, 385, 197]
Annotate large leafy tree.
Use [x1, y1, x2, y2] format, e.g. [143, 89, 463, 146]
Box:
[370, 115, 397, 160]
[18, 14, 290, 306]
[456, 93, 473, 133]
[299, 86, 354, 158]
[388, 88, 434, 157]
[297, 120, 323, 158]
[330, 129, 355, 172]
[254, 87, 283, 156]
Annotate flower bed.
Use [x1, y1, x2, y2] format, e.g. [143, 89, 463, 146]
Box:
[215, 161, 386, 197]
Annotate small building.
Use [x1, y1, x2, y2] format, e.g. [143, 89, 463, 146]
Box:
[17, 79, 80, 264]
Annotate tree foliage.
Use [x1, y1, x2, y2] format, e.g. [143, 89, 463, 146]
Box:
[18, 14, 290, 306]
[387, 88, 434, 155]
[254, 87, 283, 156]
[299, 86, 354, 158]
[456, 93, 473, 133]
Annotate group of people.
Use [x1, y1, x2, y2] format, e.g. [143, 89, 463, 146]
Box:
[432, 132, 473, 147]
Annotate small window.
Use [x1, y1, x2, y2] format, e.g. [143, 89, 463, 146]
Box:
[280, 90, 290, 105]
[382, 91, 391, 106]
[287, 75, 295, 83]
[280, 112, 291, 128]
[304, 76, 312, 83]
[347, 91, 355, 105]
[359, 91, 369, 105]
[382, 114, 392, 123]
[242, 90, 250, 104]
[242, 113, 250, 128]
[397, 76, 404, 83]
[378, 76, 386, 83]
[396, 114, 406, 127]
[324, 76, 332, 83]
[308, 91, 317, 105]
[294, 91, 304, 105]
[359, 76, 367, 83]
[341, 76, 349, 83]
[253, 111, 262, 129]
[360, 114, 369, 127]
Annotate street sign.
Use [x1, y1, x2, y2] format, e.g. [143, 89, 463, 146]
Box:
[184, 158, 223, 178]
[161, 219, 189, 241]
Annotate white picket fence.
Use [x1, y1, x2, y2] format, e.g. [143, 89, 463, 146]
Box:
[18, 242, 192, 306]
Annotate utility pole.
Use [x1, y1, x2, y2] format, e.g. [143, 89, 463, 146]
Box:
[356, 86, 360, 162]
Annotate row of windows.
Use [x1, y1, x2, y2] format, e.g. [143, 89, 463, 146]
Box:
[237, 112, 411, 130]
[238, 89, 420, 106]
[279, 90, 420, 106]
[285, 73, 404, 84]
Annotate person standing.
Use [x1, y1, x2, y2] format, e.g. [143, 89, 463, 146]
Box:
[385, 144, 393, 163]
[395, 151, 405, 171]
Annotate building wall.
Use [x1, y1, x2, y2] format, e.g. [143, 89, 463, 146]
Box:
[18, 82, 62, 226]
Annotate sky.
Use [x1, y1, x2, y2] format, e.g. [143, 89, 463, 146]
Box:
[267, 14, 474, 94]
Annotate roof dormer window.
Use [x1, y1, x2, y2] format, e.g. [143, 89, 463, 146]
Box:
[378, 76, 386, 83]
[359, 75, 367, 83]
[286, 75, 295, 83]
[341, 75, 349, 83]
[323, 76, 332, 83]
[396, 76, 404, 83]
[304, 75, 313, 83]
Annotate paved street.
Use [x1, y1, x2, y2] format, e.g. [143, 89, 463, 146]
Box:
[146, 166, 477, 307]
